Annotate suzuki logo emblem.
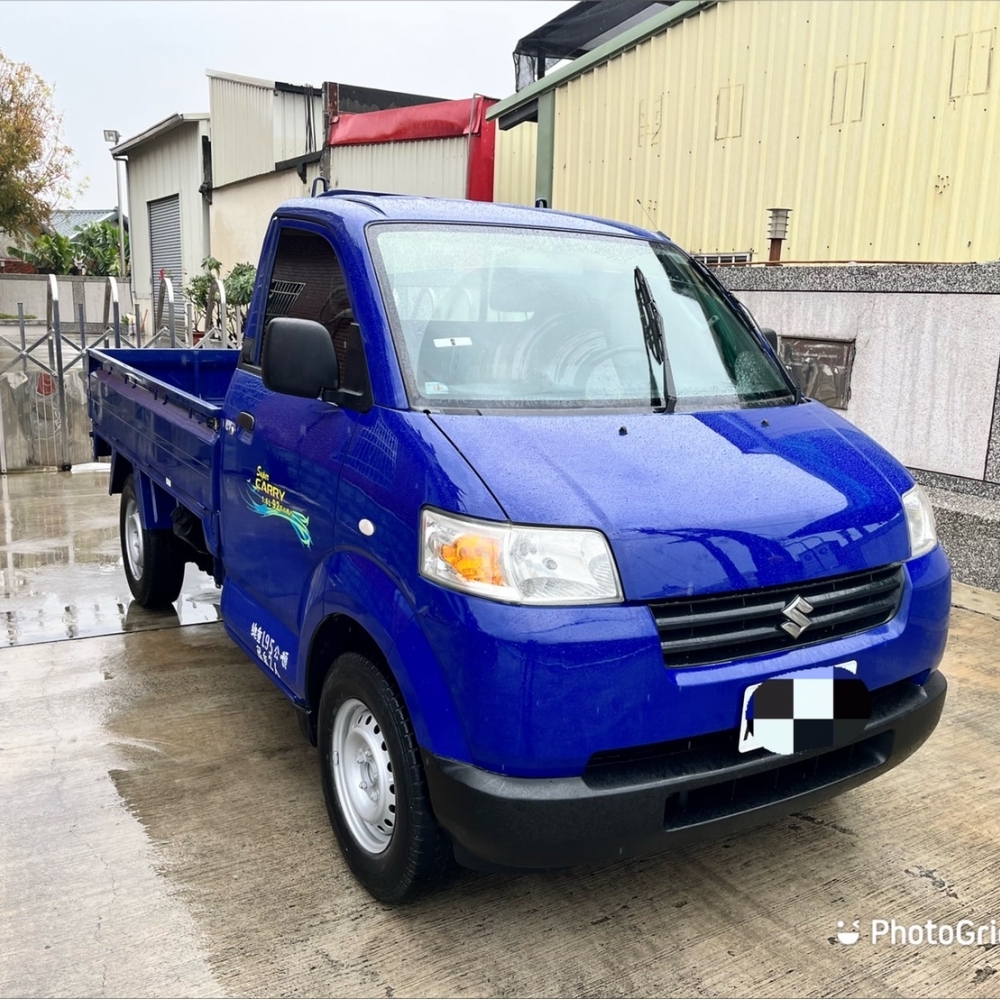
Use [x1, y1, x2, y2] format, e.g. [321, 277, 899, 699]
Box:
[780, 595, 815, 638]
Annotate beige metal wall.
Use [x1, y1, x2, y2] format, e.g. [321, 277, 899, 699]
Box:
[494, 122, 538, 206]
[209, 73, 274, 188]
[209, 72, 322, 188]
[125, 121, 210, 327]
[552, 0, 1000, 262]
[273, 89, 324, 165]
[328, 137, 469, 198]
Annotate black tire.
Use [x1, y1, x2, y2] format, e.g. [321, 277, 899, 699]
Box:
[318, 651, 453, 902]
[119, 474, 185, 607]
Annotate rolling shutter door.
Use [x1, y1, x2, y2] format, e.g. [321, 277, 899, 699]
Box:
[148, 195, 184, 313]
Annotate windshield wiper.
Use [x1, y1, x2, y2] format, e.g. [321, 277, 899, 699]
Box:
[633, 266, 676, 412]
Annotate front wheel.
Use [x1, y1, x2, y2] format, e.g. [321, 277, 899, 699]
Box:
[318, 652, 452, 902]
[120, 474, 185, 607]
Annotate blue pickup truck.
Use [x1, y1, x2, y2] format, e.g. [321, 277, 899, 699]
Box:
[88, 192, 949, 902]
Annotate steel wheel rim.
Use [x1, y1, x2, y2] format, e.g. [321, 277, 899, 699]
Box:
[331, 697, 396, 854]
[124, 494, 144, 580]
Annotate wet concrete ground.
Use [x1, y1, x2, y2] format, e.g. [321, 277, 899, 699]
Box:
[0, 468, 219, 647]
[1, 472, 999, 998]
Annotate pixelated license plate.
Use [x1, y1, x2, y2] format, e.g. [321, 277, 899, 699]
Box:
[737, 660, 860, 754]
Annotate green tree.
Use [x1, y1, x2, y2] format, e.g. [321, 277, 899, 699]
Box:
[74, 220, 129, 277]
[0, 49, 75, 236]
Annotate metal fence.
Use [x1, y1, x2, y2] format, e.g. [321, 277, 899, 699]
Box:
[0, 275, 234, 474]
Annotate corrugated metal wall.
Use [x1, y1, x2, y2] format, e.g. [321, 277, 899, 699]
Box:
[551, 0, 1000, 262]
[125, 120, 210, 328]
[209, 74, 274, 187]
[494, 122, 538, 205]
[273, 90, 323, 165]
[328, 137, 470, 198]
[209, 72, 323, 188]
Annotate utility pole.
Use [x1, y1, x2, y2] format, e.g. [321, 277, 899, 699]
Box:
[103, 130, 127, 278]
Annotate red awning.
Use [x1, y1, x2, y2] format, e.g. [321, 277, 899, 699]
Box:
[328, 95, 496, 147]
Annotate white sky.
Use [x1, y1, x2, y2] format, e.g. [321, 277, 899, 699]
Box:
[2, 0, 574, 209]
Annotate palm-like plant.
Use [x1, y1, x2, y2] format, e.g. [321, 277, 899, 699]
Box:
[6, 232, 76, 273]
[5, 221, 128, 276]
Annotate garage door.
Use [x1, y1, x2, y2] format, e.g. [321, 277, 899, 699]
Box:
[148, 195, 184, 320]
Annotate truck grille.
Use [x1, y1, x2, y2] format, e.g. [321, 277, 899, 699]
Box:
[660, 730, 893, 830]
[649, 564, 905, 668]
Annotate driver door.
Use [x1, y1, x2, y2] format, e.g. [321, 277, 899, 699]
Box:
[220, 223, 361, 693]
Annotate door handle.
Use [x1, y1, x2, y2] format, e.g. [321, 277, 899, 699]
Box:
[237, 411, 255, 432]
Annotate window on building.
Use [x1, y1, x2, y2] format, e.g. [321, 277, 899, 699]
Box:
[715, 84, 744, 140]
[778, 337, 856, 409]
[695, 252, 753, 266]
[830, 63, 867, 125]
[950, 29, 994, 98]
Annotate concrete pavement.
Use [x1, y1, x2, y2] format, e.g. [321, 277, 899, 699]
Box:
[1, 472, 999, 997]
[0, 469, 219, 648]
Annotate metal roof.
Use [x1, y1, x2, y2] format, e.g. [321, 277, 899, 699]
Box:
[206, 68, 443, 111]
[48, 209, 120, 239]
[111, 113, 209, 155]
[488, 0, 716, 126]
[513, 1, 674, 91]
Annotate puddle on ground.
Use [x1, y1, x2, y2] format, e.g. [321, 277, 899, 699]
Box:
[0, 470, 221, 646]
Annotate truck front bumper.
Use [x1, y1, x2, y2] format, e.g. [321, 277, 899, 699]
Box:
[423, 670, 946, 872]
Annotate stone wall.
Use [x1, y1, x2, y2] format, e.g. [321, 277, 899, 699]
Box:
[716, 262, 1000, 589]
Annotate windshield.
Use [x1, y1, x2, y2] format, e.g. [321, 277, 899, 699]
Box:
[369, 224, 794, 412]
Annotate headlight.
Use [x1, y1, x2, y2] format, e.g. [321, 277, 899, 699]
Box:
[420, 508, 623, 605]
[902, 484, 937, 559]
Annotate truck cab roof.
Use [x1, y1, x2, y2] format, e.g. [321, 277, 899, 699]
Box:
[275, 189, 668, 243]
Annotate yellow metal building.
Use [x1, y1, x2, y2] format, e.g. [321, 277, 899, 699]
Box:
[494, 121, 538, 209]
[490, 0, 1000, 263]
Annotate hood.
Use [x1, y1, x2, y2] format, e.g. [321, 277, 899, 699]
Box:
[431, 403, 912, 602]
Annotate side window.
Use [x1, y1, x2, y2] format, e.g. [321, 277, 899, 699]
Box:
[260, 228, 367, 397]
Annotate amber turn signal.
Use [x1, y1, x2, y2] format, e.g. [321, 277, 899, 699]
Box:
[440, 534, 504, 585]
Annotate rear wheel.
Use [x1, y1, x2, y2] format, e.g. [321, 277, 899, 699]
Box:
[318, 651, 452, 902]
[120, 474, 185, 607]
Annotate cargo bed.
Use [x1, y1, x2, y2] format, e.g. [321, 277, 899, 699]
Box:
[87, 348, 238, 523]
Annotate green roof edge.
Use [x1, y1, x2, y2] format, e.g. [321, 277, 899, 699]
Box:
[487, 0, 717, 122]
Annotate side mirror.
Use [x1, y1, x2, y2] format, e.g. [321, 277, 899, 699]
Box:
[261, 318, 339, 399]
[760, 328, 779, 353]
